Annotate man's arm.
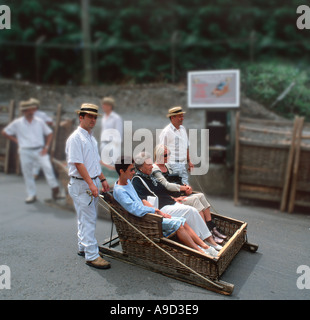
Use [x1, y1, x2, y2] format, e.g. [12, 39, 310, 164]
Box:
[113, 187, 155, 217]
[41, 132, 53, 155]
[98, 172, 110, 192]
[75, 163, 99, 197]
[1, 130, 18, 145]
[187, 148, 194, 172]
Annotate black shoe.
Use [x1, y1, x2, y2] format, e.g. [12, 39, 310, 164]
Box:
[77, 251, 85, 257]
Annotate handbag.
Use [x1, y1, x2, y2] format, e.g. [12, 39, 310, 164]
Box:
[146, 195, 159, 209]
[133, 176, 159, 209]
[167, 173, 183, 185]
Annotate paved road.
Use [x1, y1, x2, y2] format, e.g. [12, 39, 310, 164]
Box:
[1, 173, 310, 300]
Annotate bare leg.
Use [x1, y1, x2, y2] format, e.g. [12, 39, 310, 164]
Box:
[176, 225, 206, 254]
[177, 223, 219, 257]
[182, 222, 210, 250]
[204, 235, 218, 246]
[199, 207, 212, 223]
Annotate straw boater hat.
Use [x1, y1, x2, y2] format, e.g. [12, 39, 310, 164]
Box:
[166, 106, 186, 118]
[76, 103, 101, 116]
[102, 97, 115, 108]
[19, 98, 40, 111]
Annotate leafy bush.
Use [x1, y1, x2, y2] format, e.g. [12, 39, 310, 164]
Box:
[242, 61, 310, 121]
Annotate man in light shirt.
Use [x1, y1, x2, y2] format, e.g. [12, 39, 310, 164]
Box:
[1, 99, 59, 204]
[159, 106, 194, 185]
[26, 98, 54, 179]
[100, 97, 123, 166]
[66, 103, 111, 270]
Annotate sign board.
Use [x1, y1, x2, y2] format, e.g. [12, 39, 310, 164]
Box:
[187, 70, 240, 108]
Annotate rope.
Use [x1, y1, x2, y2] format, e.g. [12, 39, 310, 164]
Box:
[97, 194, 224, 290]
[192, 175, 220, 215]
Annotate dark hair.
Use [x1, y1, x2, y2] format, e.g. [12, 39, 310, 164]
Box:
[115, 156, 134, 175]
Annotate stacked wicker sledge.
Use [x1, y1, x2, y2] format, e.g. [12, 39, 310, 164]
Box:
[234, 113, 310, 213]
[99, 193, 258, 296]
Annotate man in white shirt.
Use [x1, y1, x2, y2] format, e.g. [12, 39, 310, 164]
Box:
[159, 106, 194, 185]
[100, 97, 123, 166]
[25, 98, 54, 178]
[66, 103, 111, 270]
[1, 99, 59, 204]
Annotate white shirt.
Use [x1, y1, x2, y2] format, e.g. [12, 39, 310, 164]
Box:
[100, 111, 123, 143]
[159, 123, 189, 162]
[3, 116, 52, 149]
[65, 126, 101, 178]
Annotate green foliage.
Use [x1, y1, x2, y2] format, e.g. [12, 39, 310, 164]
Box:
[1, 0, 310, 106]
[242, 61, 310, 120]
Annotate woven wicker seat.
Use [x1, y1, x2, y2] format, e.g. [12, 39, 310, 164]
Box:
[99, 192, 258, 295]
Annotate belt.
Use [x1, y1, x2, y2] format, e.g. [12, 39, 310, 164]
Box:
[71, 176, 98, 180]
[22, 146, 43, 150]
[174, 159, 186, 163]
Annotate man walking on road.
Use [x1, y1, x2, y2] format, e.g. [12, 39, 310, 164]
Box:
[65, 103, 111, 270]
[1, 98, 59, 203]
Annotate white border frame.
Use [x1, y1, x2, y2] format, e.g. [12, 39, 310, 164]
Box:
[187, 69, 240, 109]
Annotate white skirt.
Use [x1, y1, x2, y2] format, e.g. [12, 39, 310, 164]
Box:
[160, 202, 211, 240]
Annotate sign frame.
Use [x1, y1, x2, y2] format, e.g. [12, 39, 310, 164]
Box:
[187, 69, 240, 109]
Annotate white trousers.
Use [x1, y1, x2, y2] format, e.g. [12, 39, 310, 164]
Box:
[68, 178, 100, 261]
[19, 148, 59, 198]
[161, 202, 211, 240]
[180, 193, 210, 212]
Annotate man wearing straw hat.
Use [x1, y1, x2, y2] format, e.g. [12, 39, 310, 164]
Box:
[159, 106, 194, 185]
[100, 96, 123, 166]
[26, 98, 54, 179]
[65, 103, 111, 269]
[1, 98, 59, 204]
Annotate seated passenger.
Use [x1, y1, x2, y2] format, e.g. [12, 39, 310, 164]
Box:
[153, 144, 227, 243]
[113, 156, 218, 257]
[132, 152, 222, 252]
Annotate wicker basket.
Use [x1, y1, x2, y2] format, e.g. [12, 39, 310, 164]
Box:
[234, 114, 300, 211]
[99, 193, 257, 295]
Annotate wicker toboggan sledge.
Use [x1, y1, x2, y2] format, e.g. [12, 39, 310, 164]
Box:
[98, 192, 258, 296]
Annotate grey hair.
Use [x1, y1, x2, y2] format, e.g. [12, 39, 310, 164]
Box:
[134, 151, 152, 170]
